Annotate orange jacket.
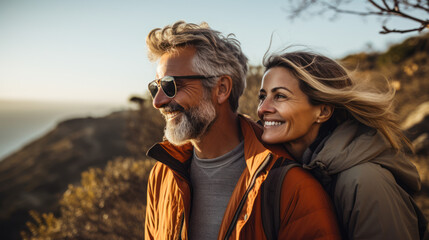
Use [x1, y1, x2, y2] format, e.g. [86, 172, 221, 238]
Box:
[145, 115, 341, 240]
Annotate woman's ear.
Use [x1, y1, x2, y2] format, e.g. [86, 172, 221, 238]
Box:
[316, 104, 334, 123]
[215, 75, 233, 104]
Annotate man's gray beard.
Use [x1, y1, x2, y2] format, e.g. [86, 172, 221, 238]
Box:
[164, 98, 216, 146]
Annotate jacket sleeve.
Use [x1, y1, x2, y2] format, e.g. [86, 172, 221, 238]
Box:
[144, 163, 160, 240]
[335, 163, 420, 240]
[278, 167, 341, 240]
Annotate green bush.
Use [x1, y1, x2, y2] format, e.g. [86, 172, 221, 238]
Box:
[21, 157, 155, 240]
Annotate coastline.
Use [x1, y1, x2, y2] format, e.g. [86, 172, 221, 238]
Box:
[0, 99, 126, 161]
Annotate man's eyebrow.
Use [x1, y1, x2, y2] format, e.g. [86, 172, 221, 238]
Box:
[272, 87, 293, 94]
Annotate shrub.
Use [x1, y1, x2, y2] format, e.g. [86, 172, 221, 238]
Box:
[21, 157, 155, 240]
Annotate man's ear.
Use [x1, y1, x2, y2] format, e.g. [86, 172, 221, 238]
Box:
[316, 104, 334, 123]
[215, 76, 233, 104]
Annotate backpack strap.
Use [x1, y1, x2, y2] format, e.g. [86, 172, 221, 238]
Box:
[261, 157, 301, 240]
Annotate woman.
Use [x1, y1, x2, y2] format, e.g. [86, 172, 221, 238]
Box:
[257, 51, 427, 240]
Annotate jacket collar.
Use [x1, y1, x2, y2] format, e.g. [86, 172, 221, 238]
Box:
[146, 114, 290, 179]
[302, 120, 421, 193]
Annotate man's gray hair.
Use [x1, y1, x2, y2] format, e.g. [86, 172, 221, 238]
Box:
[146, 21, 248, 112]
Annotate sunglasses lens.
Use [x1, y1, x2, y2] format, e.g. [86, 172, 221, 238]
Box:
[148, 81, 159, 98]
[161, 76, 176, 97]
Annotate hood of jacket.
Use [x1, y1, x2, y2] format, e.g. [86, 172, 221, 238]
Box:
[302, 120, 421, 193]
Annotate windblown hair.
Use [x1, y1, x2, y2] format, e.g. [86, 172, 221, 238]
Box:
[263, 51, 411, 152]
[146, 21, 248, 112]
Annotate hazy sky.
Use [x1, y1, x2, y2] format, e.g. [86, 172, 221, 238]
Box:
[0, 0, 426, 105]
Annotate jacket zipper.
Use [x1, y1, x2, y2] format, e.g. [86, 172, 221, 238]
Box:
[223, 153, 273, 240]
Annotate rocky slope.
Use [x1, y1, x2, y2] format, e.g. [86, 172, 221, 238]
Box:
[0, 109, 163, 240]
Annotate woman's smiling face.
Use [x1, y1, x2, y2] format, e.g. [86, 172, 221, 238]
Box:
[257, 67, 322, 145]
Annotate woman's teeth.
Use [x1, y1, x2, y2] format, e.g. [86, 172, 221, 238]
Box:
[264, 121, 284, 127]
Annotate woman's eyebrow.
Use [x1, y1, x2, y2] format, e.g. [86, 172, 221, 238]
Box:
[272, 86, 293, 94]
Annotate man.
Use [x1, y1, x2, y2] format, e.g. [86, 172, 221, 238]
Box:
[144, 21, 340, 240]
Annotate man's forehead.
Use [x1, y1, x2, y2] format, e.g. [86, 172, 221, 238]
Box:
[156, 47, 197, 78]
[156, 62, 167, 78]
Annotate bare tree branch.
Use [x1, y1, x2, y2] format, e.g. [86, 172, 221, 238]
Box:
[402, 1, 429, 13]
[368, 0, 389, 11]
[381, 0, 392, 10]
[380, 23, 428, 33]
[286, 0, 429, 34]
[324, 3, 387, 16]
[393, 0, 399, 12]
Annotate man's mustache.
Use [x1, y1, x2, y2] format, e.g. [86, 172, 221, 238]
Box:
[160, 102, 185, 115]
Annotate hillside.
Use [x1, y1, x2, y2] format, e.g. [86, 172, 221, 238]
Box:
[340, 32, 429, 120]
[0, 106, 164, 240]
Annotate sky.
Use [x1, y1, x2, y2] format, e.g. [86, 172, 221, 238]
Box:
[0, 0, 427, 106]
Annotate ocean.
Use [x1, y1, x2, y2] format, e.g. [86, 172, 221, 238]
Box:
[0, 100, 126, 161]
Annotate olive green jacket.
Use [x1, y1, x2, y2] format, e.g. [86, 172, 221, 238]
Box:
[302, 120, 424, 240]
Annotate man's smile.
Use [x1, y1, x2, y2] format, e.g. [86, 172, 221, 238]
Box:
[164, 111, 181, 121]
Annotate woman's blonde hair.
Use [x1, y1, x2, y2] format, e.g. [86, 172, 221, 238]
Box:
[263, 51, 411, 152]
[146, 21, 248, 112]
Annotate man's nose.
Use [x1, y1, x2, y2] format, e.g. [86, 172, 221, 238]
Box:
[152, 88, 172, 109]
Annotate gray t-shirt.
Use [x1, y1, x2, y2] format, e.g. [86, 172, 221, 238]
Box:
[188, 141, 246, 240]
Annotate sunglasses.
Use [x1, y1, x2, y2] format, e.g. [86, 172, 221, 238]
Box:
[148, 75, 216, 98]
